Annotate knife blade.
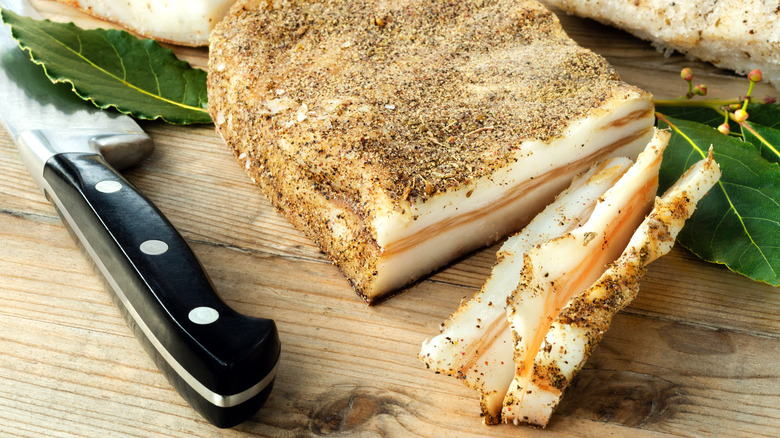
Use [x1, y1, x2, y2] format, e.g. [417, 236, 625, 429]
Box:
[0, 0, 280, 428]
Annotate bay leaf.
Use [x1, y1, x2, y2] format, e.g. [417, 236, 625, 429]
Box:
[741, 122, 780, 165]
[656, 114, 780, 287]
[654, 103, 727, 128]
[1, 9, 211, 124]
[744, 103, 780, 129]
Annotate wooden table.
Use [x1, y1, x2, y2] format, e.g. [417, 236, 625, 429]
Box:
[2, 1, 778, 436]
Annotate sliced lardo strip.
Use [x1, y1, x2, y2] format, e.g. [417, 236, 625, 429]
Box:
[502, 148, 721, 426]
[419, 155, 635, 423]
[495, 130, 667, 423]
[419, 128, 676, 423]
[419, 129, 668, 423]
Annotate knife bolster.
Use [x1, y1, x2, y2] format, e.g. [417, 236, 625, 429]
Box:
[17, 129, 153, 195]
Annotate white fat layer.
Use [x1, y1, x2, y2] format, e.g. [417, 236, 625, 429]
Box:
[418, 156, 633, 419]
[369, 95, 653, 298]
[502, 131, 668, 422]
[540, 323, 590, 379]
[509, 380, 560, 426]
[63, 0, 235, 45]
[508, 147, 721, 426]
[509, 322, 589, 427]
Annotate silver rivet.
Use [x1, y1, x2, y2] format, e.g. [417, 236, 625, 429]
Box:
[95, 180, 122, 193]
[140, 239, 168, 255]
[189, 307, 219, 325]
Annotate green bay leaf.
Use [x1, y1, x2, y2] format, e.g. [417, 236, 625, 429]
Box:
[654, 103, 727, 128]
[745, 102, 780, 128]
[656, 114, 780, 287]
[1, 9, 211, 124]
[741, 121, 780, 165]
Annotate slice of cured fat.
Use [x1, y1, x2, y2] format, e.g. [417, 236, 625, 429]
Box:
[502, 147, 720, 426]
[418, 155, 635, 422]
[500, 130, 668, 423]
[420, 129, 669, 423]
[420, 129, 721, 426]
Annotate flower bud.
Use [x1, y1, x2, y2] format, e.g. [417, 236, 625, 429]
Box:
[717, 123, 730, 135]
[734, 109, 749, 123]
[693, 84, 707, 96]
[680, 67, 693, 82]
[763, 95, 777, 104]
[748, 69, 763, 83]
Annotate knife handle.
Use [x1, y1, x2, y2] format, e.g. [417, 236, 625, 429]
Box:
[41, 152, 280, 428]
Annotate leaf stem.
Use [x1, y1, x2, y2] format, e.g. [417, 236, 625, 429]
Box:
[746, 80, 756, 102]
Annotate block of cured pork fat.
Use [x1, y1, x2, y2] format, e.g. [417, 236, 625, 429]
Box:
[56, 0, 235, 46]
[544, 0, 780, 89]
[419, 130, 721, 427]
[208, 0, 655, 302]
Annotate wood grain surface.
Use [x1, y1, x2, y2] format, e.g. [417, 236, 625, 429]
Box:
[1, 1, 778, 436]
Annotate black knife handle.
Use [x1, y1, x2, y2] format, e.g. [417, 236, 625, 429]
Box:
[42, 152, 280, 428]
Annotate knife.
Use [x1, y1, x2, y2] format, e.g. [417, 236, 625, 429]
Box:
[0, 0, 280, 428]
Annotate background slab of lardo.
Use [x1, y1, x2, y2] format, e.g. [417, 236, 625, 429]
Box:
[0, 1, 778, 436]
